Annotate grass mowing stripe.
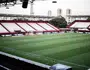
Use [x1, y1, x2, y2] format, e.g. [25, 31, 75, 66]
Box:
[0, 33, 89, 49]
[45, 45, 90, 60]
[0, 33, 87, 43]
[0, 33, 84, 44]
[0, 33, 90, 70]
[0, 35, 67, 46]
[64, 52, 90, 67]
[0, 47, 89, 68]
[0, 34, 90, 55]
[1, 36, 89, 53]
[0, 34, 89, 52]
[31, 39, 90, 55]
[0, 47, 89, 70]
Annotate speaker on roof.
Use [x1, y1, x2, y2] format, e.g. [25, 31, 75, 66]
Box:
[22, 0, 29, 8]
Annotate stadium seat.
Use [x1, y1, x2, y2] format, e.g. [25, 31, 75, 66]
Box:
[68, 20, 90, 32]
[38, 23, 55, 31]
[0, 20, 60, 35]
[17, 23, 36, 32]
[0, 24, 9, 33]
[1, 23, 25, 33]
[70, 22, 90, 29]
[28, 23, 45, 32]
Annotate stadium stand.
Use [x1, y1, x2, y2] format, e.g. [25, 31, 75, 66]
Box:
[1, 23, 25, 33]
[88, 25, 90, 30]
[0, 24, 9, 34]
[0, 20, 60, 36]
[28, 23, 46, 32]
[17, 23, 36, 32]
[38, 23, 55, 31]
[67, 20, 90, 33]
[70, 22, 90, 29]
[46, 23, 60, 31]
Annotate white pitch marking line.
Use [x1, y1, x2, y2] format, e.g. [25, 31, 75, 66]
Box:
[0, 64, 11, 70]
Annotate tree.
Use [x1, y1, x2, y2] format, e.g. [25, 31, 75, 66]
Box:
[87, 17, 90, 20]
[49, 16, 67, 28]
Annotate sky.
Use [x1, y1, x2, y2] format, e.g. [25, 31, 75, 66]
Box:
[0, 0, 90, 16]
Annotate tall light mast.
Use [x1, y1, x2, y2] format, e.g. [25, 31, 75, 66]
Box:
[29, 0, 57, 15]
[30, 0, 35, 15]
[0, 0, 57, 15]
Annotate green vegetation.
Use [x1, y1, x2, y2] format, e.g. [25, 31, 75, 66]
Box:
[49, 16, 67, 28]
[87, 17, 90, 20]
[0, 33, 90, 70]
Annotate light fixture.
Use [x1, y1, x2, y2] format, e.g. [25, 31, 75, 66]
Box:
[52, 1, 57, 3]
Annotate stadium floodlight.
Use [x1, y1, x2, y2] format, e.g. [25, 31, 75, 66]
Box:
[0, 0, 50, 15]
[22, 0, 29, 8]
[50, 64, 72, 70]
[28, 0, 49, 15]
[52, 1, 57, 3]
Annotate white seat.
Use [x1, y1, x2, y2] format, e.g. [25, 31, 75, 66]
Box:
[38, 23, 55, 30]
[70, 22, 90, 29]
[0, 25, 8, 33]
[28, 23, 45, 31]
[17, 23, 36, 32]
[47, 23, 59, 30]
[1, 23, 25, 32]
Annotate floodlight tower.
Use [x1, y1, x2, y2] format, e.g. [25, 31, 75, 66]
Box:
[29, 0, 48, 15]
[29, 0, 57, 15]
[22, 0, 35, 15]
[30, 0, 35, 15]
[22, 0, 57, 15]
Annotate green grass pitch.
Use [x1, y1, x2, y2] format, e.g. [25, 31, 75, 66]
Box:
[0, 33, 90, 70]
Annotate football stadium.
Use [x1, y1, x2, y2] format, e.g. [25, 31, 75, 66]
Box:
[0, 0, 90, 70]
[0, 20, 90, 70]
